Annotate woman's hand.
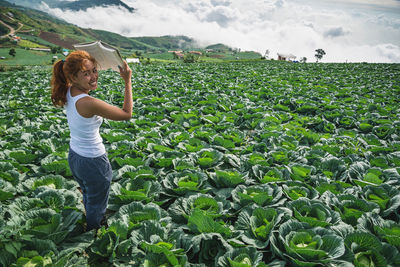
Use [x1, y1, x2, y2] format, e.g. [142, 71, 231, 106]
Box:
[119, 60, 132, 84]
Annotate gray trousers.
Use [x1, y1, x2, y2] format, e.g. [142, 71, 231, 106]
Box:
[68, 148, 112, 231]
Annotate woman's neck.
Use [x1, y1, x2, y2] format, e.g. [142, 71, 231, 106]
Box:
[70, 85, 90, 96]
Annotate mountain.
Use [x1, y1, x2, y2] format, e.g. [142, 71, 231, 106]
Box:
[134, 36, 199, 50]
[206, 43, 232, 51]
[0, 0, 200, 51]
[0, 0, 13, 7]
[55, 0, 134, 12]
[3, 0, 134, 12]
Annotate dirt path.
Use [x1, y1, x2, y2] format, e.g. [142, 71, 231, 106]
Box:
[15, 22, 23, 32]
[0, 18, 24, 38]
[0, 19, 15, 37]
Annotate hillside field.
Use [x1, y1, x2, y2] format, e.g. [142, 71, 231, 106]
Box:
[0, 46, 263, 68]
[0, 61, 400, 266]
[1, 3, 263, 68]
[0, 47, 65, 66]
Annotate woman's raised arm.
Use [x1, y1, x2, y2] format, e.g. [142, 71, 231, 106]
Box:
[76, 61, 133, 121]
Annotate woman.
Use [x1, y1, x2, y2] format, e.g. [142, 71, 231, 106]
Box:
[51, 50, 132, 231]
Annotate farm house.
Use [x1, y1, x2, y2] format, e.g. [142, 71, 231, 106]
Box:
[31, 48, 51, 52]
[189, 51, 202, 55]
[277, 53, 296, 61]
[126, 58, 140, 63]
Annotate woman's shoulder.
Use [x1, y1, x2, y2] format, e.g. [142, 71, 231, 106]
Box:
[76, 95, 106, 110]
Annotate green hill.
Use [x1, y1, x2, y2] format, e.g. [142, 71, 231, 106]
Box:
[3, 0, 134, 12]
[205, 43, 232, 52]
[57, 0, 134, 12]
[134, 35, 197, 51]
[0, 0, 263, 67]
[0, 1, 200, 52]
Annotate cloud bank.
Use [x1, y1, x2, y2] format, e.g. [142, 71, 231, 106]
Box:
[41, 0, 400, 62]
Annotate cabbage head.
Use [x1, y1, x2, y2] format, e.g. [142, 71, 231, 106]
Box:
[235, 206, 290, 249]
[217, 247, 264, 267]
[163, 169, 209, 196]
[343, 231, 400, 266]
[232, 184, 285, 208]
[270, 220, 345, 266]
[168, 193, 226, 224]
[287, 198, 342, 228]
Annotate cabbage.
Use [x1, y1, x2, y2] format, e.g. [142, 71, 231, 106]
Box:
[270, 220, 345, 266]
[235, 206, 290, 248]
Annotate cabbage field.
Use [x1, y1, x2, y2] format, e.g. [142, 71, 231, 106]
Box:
[1, 61, 400, 266]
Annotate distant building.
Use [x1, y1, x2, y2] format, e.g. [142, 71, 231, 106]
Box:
[277, 53, 296, 61]
[31, 48, 51, 52]
[189, 51, 202, 55]
[12, 36, 21, 42]
[126, 58, 140, 63]
[169, 51, 184, 59]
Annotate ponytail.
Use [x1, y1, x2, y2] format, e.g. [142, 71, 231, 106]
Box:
[51, 60, 68, 107]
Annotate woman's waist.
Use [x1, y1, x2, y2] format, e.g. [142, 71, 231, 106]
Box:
[70, 134, 103, 145]
[69, 139, 106, 158]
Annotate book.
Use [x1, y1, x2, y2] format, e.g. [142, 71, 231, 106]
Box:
[73, 40, 124, 72]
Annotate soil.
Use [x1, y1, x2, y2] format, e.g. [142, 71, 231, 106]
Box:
[39, 31, 80, 49]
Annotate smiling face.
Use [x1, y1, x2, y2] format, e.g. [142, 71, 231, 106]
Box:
[72, 59, 98, 93]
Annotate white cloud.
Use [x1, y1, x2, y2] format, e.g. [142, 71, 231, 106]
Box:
[296, 0, 400, 13]
[323, 27, 351, 38]
[368, 14, 400, 30]
[40, 0, 400, 62]
[210, 0, 231, 7]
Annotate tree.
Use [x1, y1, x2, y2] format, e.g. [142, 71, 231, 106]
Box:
[300, 57, 307, 63]
[315, 49, 326, 62]
[9, 48, 16, 57]
[51, 46, 62, 54]
[261, 49, 270, 59]
[183, 53, 198, 63]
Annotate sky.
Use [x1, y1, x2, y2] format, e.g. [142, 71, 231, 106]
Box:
[40, 0, 400, 63]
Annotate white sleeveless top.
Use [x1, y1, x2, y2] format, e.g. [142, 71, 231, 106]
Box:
[65, 88, 106, 158]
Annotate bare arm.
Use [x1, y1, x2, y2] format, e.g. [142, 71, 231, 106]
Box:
[76, 61, 133, 121]
[119, 60, 133, 117]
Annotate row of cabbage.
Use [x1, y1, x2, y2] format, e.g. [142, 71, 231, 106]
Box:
[0, 62, 399, 266]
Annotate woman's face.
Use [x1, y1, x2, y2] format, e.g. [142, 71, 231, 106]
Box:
[72, 59, 98, 92]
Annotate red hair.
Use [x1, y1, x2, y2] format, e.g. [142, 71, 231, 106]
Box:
[50, 50, 97, 107]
